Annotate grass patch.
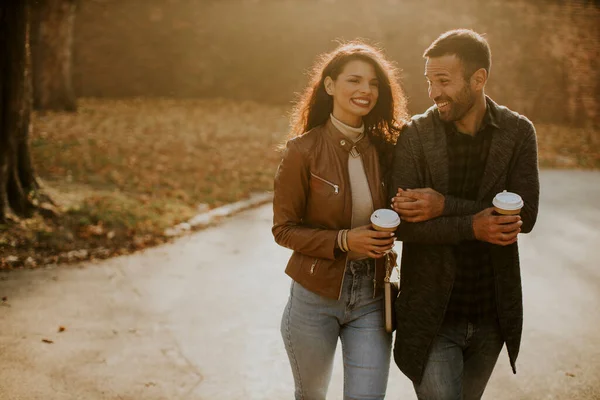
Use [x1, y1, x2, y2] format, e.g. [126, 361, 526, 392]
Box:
[0, 98, 597, 268]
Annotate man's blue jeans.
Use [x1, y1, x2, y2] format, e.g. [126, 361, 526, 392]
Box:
[413, 317, 504, 400]
[280, 259, 392, 400]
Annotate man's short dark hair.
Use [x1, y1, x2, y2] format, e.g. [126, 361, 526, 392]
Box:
[423, 29, 491, 80]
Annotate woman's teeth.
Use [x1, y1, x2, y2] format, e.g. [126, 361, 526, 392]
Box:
[352, 98, 370, 106]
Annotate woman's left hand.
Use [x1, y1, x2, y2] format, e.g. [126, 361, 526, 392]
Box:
[346, 225, 396, 258]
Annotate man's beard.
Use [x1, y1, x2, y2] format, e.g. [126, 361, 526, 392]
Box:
[438, 84, 475, 122]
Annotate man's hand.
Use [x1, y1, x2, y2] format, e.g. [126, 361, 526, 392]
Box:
[347, 225, 396, 258]
[391, 188, 445, 223]
[473, 208, 522, 246]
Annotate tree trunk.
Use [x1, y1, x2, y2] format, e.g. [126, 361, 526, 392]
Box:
[0, 1, 39, 223]
[31, 0, 77, 112]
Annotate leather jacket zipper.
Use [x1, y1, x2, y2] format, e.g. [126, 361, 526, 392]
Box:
[309, 259, 319, 275]
[355, 152, 378, 298]
[310, 173, 339, 194]
[338, 169, 353, 299]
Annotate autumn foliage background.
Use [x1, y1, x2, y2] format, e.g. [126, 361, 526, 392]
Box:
[73, 0, 598, 127]
[1, 0, 598, 267]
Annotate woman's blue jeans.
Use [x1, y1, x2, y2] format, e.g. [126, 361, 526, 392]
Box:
[280, 259, 392, 400]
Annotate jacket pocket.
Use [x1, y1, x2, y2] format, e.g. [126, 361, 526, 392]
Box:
[310, 172, 340, 195]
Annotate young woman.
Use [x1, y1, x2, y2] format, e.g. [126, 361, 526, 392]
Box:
[272, 41, 408, 400]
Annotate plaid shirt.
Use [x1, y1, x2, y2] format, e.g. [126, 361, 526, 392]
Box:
[444, 108, 498, 322]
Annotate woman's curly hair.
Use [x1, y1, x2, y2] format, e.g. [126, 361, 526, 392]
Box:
[289, 40, 409, 148]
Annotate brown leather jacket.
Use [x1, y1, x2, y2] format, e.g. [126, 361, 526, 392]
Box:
[272, 119, 392, 300]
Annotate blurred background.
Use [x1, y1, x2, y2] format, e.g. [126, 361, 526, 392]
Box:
[74, 0, 598, 127]
[1, 0, 598, 266]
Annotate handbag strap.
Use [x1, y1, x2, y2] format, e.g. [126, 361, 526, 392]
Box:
[384, 251, 398, 283]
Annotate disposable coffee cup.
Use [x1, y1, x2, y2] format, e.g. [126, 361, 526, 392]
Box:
[371, 209, 400, 256]
[370, 209, 401, 232]
[492, 190, 524, 215]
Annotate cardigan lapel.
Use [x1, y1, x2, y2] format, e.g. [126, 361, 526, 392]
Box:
[477, 99, 518, 199]
[415, 109, 449, 194]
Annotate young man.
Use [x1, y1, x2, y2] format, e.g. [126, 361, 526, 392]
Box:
[390, 29, 540, 399]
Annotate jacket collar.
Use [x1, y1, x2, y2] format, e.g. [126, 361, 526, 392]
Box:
[324, 118, 372, 154]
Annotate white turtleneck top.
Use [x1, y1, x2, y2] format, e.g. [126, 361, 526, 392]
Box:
[330, 114, 374, 260]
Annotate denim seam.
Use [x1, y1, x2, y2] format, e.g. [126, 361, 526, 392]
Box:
[340, 332, 347, 397]
[356, 273, 362, 309]
[348, 271, 360, 311]
[286, 283, 305, 399]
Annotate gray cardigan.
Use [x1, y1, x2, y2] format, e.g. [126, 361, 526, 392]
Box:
[391, 97, 540, 383]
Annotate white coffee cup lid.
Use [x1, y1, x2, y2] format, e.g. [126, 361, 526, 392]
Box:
[492, 190, 524, 211]
[370, 209, 401, 228]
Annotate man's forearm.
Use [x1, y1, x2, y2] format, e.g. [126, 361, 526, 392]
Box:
[442, 195, 489, 217]
[396, 214, 475, 244]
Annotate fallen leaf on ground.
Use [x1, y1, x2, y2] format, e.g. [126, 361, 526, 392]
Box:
[42, 339, 54, 344]
[58, 326, 66, 332]
[565, 372, 576, 377]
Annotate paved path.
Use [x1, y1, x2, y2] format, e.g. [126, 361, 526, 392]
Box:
[1, 170, 599, 399]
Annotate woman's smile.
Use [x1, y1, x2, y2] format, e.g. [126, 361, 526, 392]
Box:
[351, 97, 372, 108]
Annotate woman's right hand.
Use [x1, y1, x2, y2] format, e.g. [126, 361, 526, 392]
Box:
[347, 224, 396, 258]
